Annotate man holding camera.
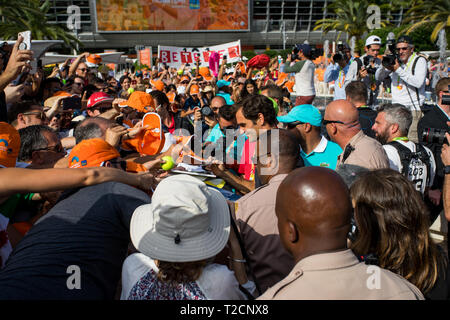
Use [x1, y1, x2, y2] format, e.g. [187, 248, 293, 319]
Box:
[417, 78, 450, 219]
[344, 36, 382, 108]
[283, 44, 316, 106]
[376, 35, 428, 143]
[324, 44, 351, 100]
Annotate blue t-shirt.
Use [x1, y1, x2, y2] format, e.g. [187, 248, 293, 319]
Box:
[183, 96, 201, 111]
[300, 136, 342, 170]
[204, 124, 246, 162]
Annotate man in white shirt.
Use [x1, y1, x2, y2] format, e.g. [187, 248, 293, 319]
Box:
[375, 35, 428, 143]
[372, 103, 435, 196]
[282, 44, 316, 106]
[344, 35, 382, 108]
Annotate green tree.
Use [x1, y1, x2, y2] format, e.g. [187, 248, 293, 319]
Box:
[0, 0, 80, 50]
[403, 0, 450, 42]
[314, 0, 393, 41]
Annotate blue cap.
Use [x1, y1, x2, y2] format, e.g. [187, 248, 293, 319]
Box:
[217, 80, 231, 88]
[277, 104, 322, 127]
[297, 44, 311, 56]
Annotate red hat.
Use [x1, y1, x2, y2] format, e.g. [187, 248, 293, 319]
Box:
[87, 92, 114, 108]
[247, 54, 270, 69]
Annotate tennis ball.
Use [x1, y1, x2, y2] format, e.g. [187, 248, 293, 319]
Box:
[161, 156, 175, 171]
[127, 88, 135, 94]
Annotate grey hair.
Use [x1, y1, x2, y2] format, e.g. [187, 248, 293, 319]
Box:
[18, 125, 56, 162]
[377, 103, 412, 136]
[74, 117, 112, 144]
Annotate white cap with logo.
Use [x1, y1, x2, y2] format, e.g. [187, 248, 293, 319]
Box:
[365, 35, 381, 47]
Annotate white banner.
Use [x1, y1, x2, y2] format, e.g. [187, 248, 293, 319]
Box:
[158, 40, 241, 69]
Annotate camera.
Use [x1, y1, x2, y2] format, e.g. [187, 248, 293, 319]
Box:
[382, 37, 400, 69]
[422, 128, 449, 145]
[362, 55, 377, 74]
[201, 105, 214, 118]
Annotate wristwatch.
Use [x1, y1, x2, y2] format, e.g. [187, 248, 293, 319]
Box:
[445, 166, 450, 175]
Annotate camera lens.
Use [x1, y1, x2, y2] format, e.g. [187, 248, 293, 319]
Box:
[201, 106, 213, 117]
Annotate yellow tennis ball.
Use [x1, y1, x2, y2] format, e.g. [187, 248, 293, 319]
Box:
[161, 156, 175, 171]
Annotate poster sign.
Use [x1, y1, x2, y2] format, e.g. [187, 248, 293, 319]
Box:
[158, 40, 241, 68]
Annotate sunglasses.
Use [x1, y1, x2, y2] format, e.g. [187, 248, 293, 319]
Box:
[23, 111, 47, 121]
[286, 121, 304, 129]
[78, 68, 88, 72]
[34, 143, 64, 154]
[181, 81, 189, 84]
[396, 47, 409, 51]
[322, 119, 345, 125]
[74, 82, 84, 86]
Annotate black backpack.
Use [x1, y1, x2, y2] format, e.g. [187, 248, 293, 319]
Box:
[387, 141, 431, 194]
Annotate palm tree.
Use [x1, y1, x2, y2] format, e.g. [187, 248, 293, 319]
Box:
[314, 0, 393, 41]
[0, 0, 81, 50]
[403, 0, 450, 42]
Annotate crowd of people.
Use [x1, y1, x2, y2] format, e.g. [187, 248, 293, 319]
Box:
[0, 32, 449, 300]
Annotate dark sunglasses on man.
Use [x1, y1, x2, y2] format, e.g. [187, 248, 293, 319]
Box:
[286, 121, 304, 129]
[33, 143, 65, 154]
[23, 111, 47, 121]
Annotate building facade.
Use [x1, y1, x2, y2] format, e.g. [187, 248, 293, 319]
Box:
[46, 0, 405, 50]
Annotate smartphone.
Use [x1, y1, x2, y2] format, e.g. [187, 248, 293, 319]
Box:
[62, 96, 81, 110]
[18, 31, 31, 51]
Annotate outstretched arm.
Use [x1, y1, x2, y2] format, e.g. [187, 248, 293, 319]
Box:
[0, 167, 156, 200]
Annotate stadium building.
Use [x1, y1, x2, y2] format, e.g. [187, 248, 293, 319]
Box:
[46, 0, 406, 50]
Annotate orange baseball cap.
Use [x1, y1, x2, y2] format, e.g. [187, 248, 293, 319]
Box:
[166, 91, 176, 103]
[53, 91, 72, 97]
[118, 91, 156, 113]
[86, 54, 102, 67]
[199, 67, 213, 81]
[190, 84, 200, 95]
[0, 122, 21, 168]
[180, 75, 190, 83]
[68, 138, 120, 168]
[151, 80, 165, 91]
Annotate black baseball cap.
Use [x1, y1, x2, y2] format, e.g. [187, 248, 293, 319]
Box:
[396, 35, 413, 45]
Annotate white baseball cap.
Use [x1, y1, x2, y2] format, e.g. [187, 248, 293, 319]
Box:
[365, 35, 381, 47]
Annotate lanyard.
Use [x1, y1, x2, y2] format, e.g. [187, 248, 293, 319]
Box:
[338, 69, 345, 88]
[397, 53, 416, 88]
[392, 136, 409, 141]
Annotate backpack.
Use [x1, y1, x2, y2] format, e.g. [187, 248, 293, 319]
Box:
[387, 141, 431, 194]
